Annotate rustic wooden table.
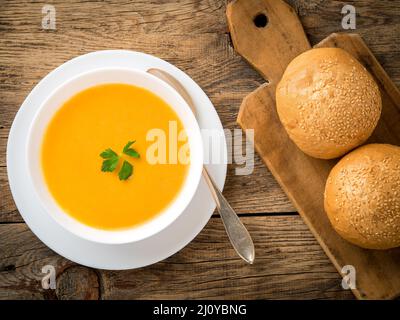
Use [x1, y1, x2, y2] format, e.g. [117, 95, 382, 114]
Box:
[0, 0, 399, 300]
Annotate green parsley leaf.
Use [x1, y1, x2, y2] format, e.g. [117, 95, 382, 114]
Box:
[123, 140, 135, 151]
[123, 140, 140, 158]
[100, 147, 119, 172]
[124, 148, 140, 158]
[100, 141, 139, 180]
[118, 160, 133, 180]
[100, 148, 118, 159]
[101, 157, 119, 172]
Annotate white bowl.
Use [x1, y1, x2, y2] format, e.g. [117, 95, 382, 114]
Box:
[26, 68, 203, 245]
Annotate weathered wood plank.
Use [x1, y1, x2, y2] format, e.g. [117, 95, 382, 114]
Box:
[0, 0, 228, 35]
[0, 216, 353, 299]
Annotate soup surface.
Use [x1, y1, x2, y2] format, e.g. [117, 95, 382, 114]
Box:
[41, 83, 189, 230]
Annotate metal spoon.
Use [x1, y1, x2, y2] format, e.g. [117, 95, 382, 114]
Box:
[147, 68, 255, 264]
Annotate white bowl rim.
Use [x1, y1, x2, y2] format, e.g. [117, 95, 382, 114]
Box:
[26, 67, 204, 245]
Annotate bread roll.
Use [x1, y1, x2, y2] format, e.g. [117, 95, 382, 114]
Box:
[324, 144, 400, 249]
[276, 48, 381, 159]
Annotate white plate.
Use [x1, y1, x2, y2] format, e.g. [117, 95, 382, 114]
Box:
[7, 50, 227, 270]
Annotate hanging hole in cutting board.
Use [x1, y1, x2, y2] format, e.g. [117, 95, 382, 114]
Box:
[253, 13, 268, 28]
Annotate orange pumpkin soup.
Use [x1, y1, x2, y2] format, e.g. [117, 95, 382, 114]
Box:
[41, 83, 189, 230]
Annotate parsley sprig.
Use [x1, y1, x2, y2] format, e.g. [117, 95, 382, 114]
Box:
[100, 141, 140, 180]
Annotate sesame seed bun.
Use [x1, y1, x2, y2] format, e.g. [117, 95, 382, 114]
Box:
[324, 144, 400, 249]
[276, 48, 382, 159]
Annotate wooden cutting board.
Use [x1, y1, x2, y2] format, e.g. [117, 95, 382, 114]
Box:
[227, 0, 400, 299]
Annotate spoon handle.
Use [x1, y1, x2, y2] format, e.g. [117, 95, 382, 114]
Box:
[147, 68, 255, 264]
[202, 167, 255, 264]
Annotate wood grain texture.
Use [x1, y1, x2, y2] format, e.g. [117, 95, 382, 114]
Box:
[0, 216, 353, 300]
[230, 0, 400, 299]
[0, 0, 228, 35]
[0, 0, 399, 299]
[227, 0, 310, 83]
